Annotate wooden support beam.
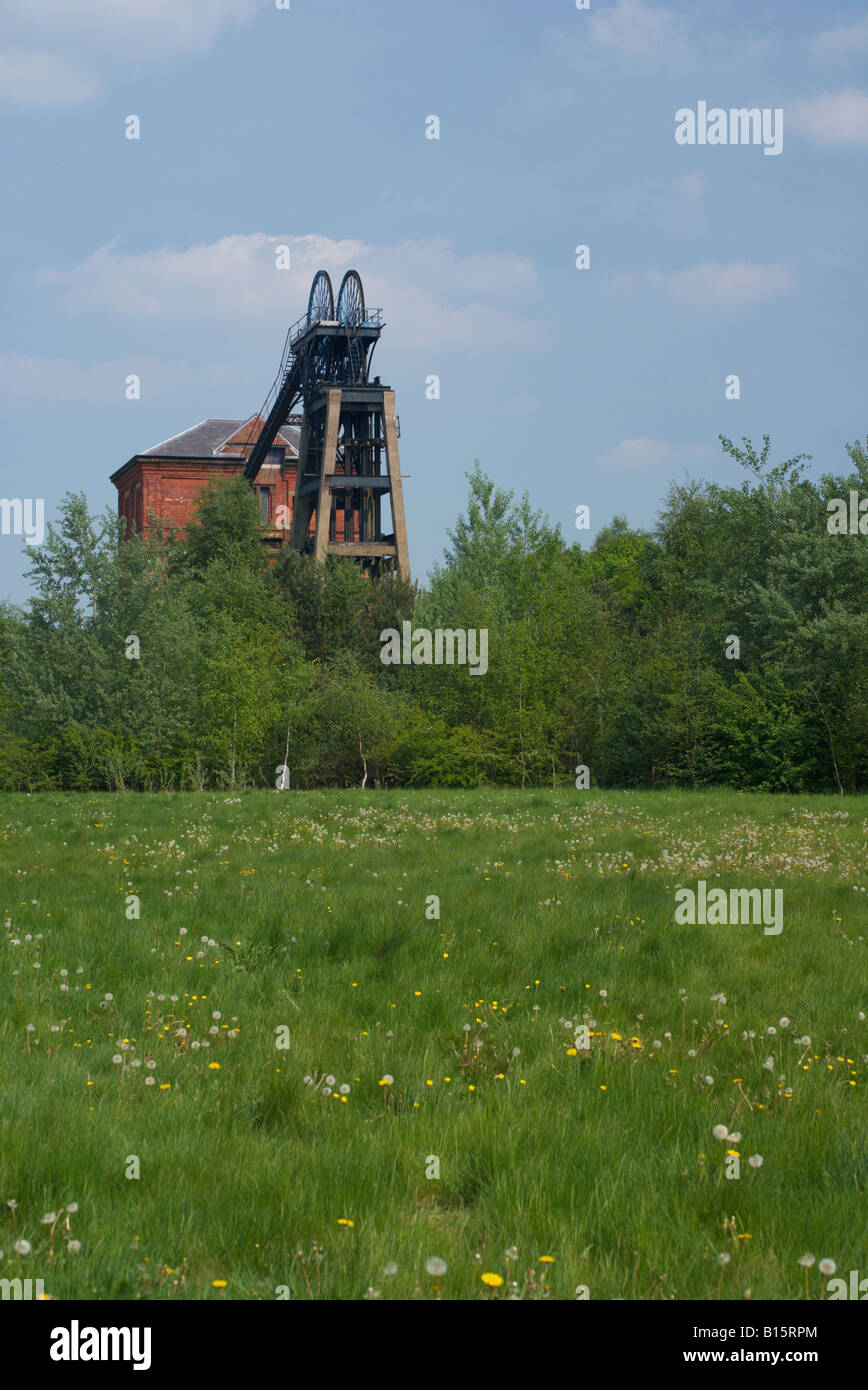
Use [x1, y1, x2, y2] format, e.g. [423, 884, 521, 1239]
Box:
[327, 541, 397, 558]
[289, 413, 313, 549]
[313, 389, 342, 562]
[381, 389, 410, 581]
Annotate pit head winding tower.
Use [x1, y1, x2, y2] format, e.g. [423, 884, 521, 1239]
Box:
[241, 270, 410, 578]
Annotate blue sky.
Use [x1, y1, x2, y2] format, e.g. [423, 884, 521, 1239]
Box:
[1, 0, 867, 600]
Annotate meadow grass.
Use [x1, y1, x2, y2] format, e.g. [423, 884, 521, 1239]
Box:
[1, 787, 866, 1301]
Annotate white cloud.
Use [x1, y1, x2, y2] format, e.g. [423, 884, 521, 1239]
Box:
[596, 438, 710, 472]
[605, 260, 794, 309]
[606, 270, 644, 296]
[35, 233, 543, 352]
[0, 51, 98, 107]
[591, 173, 707, 236]
[536, 6, 770, 112]
[642, 261, 795, 309]
[0, 0, 257, 103]
[789, 89, 868, 146]
[541, 0, 698, 76]
[813, 16, 868, 58]
[588, 0, 683, 59]
[0, 355, 242, 408]
[671, 172, 704, 201]
[0, 0, 257, 55]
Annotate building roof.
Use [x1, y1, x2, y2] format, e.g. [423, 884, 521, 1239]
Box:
[110, 417, 300, 485]
[140, 418, 300, 458]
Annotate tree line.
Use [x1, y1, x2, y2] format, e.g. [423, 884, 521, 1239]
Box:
[1, 433, 866, 792]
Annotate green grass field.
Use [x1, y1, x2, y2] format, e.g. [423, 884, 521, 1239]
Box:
[1, 788, 866, 1301]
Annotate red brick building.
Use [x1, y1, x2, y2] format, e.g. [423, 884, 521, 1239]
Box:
[110, 416, 303, 552]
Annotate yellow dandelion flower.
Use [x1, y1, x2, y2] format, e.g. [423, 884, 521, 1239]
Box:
[212, 1279, 227, 1288]
[209, 1062, 220, 1070]
[337, 1218, 354, 1228]
[539, 1255, 555, 1263]
[481, 1272, 504, 1287]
